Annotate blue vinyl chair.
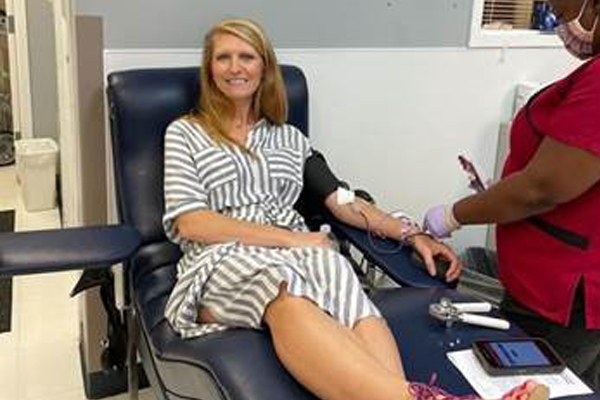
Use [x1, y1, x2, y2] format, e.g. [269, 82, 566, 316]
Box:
[104, 64, 452, 400]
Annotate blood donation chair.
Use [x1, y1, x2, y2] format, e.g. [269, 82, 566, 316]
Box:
[104, 64, 457, 400]
[0, 65, 538, 400]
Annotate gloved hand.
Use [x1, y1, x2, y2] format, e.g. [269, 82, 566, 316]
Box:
[423, 204, 461, 239]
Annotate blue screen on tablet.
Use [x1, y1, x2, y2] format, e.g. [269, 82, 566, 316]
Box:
[490, 341, 550, 367]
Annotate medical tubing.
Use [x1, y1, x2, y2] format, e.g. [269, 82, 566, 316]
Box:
[358, 208, 404, 254]
[458, 313, 510, 330]
[340, 189, 425, 254]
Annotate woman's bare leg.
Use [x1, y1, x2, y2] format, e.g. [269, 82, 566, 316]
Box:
[352, 317, 405, 378]
[264, 289, 409, 400]
[203, 290, 549, 400]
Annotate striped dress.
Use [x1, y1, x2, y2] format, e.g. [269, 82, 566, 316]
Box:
[163, 118, 381, 338]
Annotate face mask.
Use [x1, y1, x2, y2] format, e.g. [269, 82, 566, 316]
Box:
[556, 0, 599, 60]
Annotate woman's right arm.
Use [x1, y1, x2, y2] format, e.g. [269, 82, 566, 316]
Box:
[453, 135, 600, 225]
[175, 210, 331, 248]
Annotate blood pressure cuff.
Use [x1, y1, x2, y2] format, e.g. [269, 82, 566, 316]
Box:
[304, 149, 346, 201]
[294, 149, 346, 227]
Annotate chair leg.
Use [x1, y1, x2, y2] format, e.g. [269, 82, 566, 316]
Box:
[365, 261, 380, 290]
[339, 240, 380, 292]
[126, 307, 140, 400]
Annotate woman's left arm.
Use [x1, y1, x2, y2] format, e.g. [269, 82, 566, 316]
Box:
[325, 194, 462, 281]
[454, 136, 600, 225]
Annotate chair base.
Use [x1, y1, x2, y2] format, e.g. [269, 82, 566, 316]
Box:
[79, 340, 148, 399]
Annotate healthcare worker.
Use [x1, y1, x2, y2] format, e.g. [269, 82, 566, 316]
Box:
[424, 0, 600, 391]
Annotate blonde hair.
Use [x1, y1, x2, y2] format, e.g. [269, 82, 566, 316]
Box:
[189, 18, 287, 149]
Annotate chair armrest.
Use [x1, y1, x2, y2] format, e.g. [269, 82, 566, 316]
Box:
[327, 220, 450, 288]
[0, 225, 141, 277]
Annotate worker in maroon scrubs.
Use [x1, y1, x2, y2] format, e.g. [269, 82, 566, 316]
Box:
[424, 0, 600, 391]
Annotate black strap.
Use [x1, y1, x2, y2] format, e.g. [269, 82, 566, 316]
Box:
[528, 216, 589, 250]
[522, 85, 590, 250]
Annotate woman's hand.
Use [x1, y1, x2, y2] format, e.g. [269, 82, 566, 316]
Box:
[287, 231, 334, 248]
[409, 234, 462, 282]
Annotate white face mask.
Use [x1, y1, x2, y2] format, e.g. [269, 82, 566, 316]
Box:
[556, 0, 599, 60]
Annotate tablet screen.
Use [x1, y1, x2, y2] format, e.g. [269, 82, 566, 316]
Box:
[489, 341, 551, 367]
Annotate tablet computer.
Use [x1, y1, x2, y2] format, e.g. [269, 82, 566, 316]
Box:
[473, 338, 566, 376]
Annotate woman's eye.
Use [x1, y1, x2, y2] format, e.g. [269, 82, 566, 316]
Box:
[214, 54, 229, 61]
[241, 53, 256, 61]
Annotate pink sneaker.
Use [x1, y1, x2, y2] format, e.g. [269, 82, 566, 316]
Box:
[499, 380, 549, 400]
[408, 379, 549, 400]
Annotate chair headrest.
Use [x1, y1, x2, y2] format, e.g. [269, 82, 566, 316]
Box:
[106, 65, 308, 244]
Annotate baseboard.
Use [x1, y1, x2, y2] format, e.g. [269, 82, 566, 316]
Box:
[79, 341, 149, 399]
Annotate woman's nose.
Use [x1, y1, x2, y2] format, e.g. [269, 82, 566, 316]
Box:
[229, 57, 242, 73]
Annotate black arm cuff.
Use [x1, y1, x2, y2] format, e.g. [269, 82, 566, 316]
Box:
[294, 149, 344, 227]
[303, 149, 344, 203]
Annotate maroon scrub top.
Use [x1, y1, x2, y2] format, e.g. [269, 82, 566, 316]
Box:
[497, 56, 600, 329]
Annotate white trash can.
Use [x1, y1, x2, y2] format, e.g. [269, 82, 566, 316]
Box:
[15, 138, 59, 212]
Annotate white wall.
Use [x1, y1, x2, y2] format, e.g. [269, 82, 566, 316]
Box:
[104, 47, 578, 252]
[78, 0, 470, 48]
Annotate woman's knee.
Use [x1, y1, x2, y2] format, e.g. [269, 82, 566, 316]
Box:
[353, 316, 389, 333]
[264, 285, 315, 327]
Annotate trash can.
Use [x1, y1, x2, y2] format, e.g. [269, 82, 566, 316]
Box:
[15, 138, 59, 212]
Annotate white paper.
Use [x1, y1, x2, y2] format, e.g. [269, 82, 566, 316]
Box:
[447, 349, 593, 399]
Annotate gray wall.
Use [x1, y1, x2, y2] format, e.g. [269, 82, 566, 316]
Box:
[76, 0, 472, 48]
[27, 0, 58, 141]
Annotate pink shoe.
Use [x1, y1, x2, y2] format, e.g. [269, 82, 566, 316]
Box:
[500, 380, 549, 400]
[408, 378, 549, 400]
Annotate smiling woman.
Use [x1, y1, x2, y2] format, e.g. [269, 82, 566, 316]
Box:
[187, 19, 286, 151]
[211, 35, 263, 106]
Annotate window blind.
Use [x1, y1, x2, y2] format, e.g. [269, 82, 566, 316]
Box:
[482, 0, 538, 29]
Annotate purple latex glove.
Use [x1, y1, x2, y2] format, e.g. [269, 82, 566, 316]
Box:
[423, 204, 461, 239]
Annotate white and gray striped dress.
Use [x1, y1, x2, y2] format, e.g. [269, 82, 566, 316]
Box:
[163, 118, 381, 338]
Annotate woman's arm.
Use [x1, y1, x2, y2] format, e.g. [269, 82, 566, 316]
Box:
[454, 136, 600, 224]
[175, 210, 331, 248]
[325, 195, 402, 239]
[325, 194, 461, 281]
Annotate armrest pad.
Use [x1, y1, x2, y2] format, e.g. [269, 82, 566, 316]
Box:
[0, 225, 141, 276]
[327, 220, 449, 288]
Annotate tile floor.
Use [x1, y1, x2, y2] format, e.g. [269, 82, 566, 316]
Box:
[0, 165, 156, 400]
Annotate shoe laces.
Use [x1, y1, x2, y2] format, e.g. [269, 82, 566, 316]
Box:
[408, 374, 478, 400]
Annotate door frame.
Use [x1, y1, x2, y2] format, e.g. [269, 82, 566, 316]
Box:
[52, 0, 82, 227]
[5, 0, 33, 140]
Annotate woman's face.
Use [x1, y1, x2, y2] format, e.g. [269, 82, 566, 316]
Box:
[210, 33, 264, 107]
[549, 0, 600, 53]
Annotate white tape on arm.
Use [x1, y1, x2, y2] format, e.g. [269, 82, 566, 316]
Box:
[336, 187, 356, 205]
